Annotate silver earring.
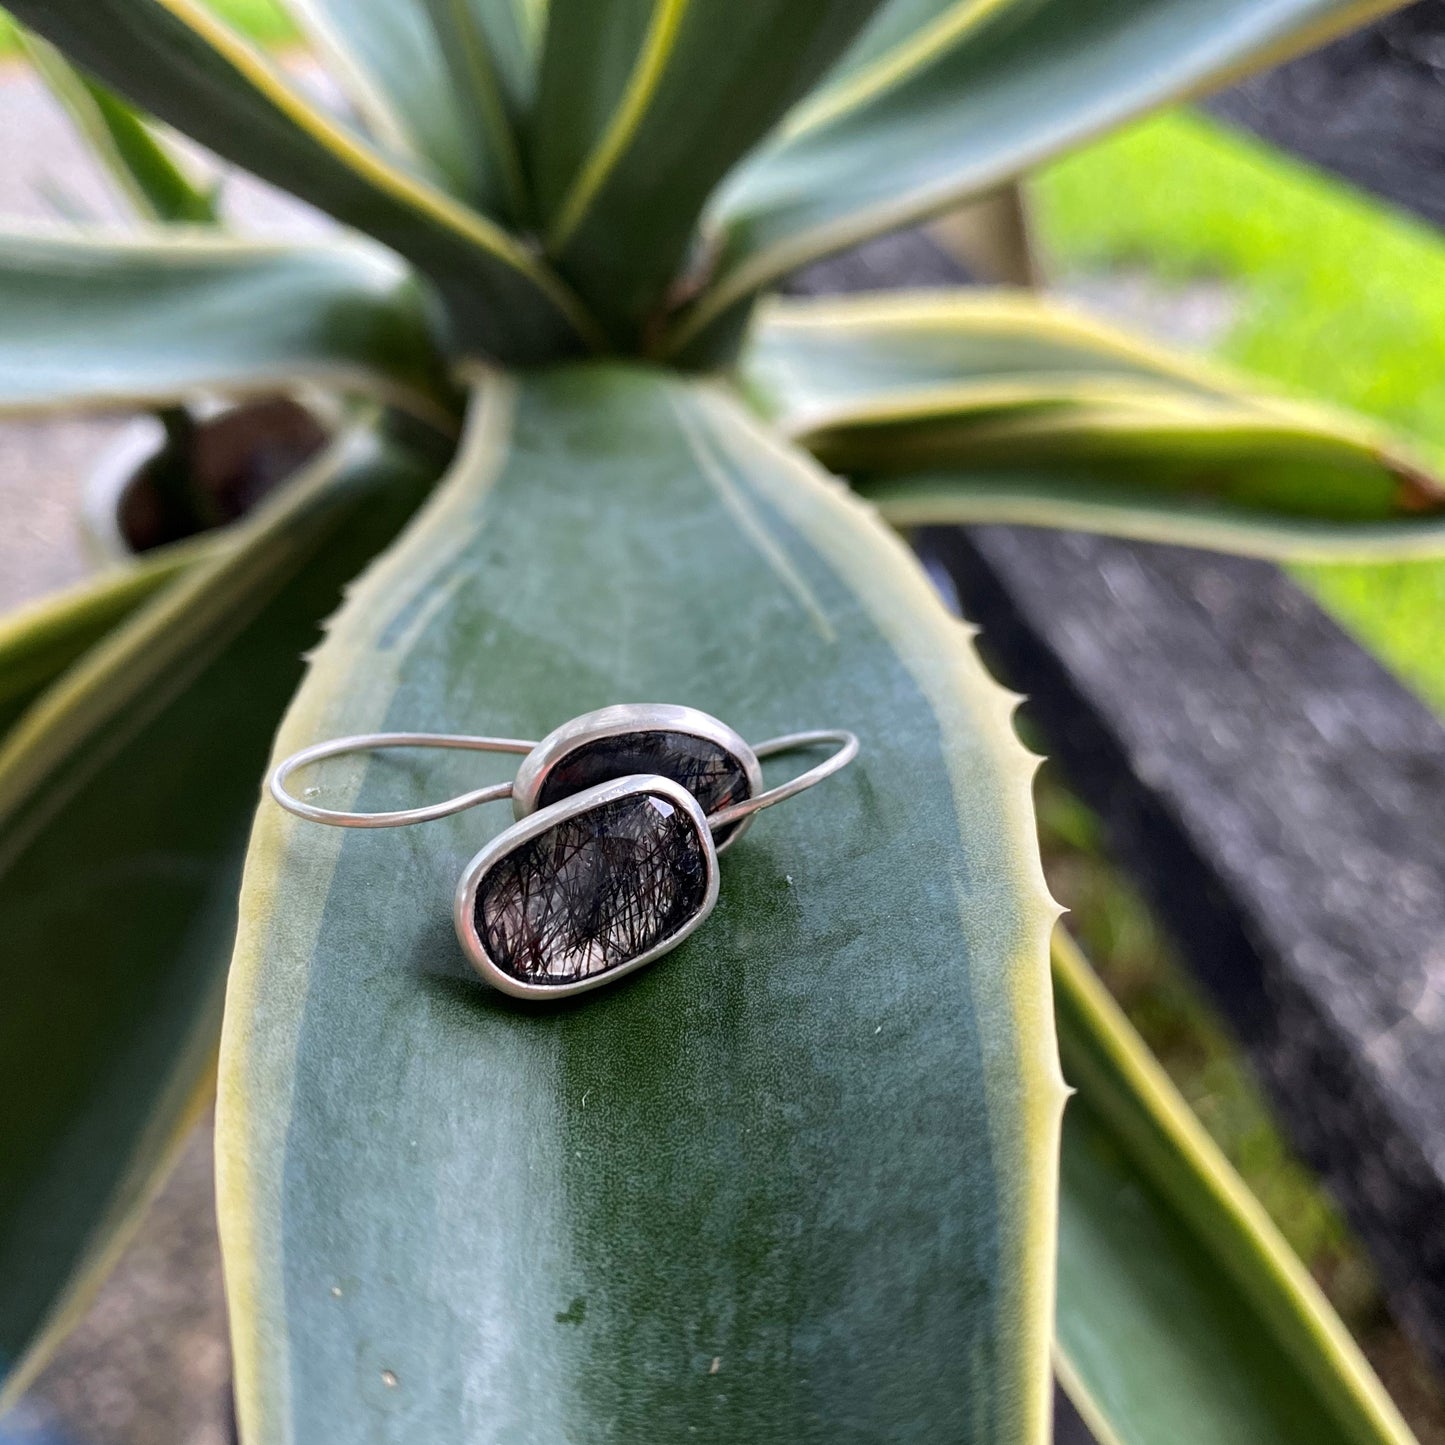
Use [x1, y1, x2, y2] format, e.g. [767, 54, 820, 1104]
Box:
[270, 704, 858, 999]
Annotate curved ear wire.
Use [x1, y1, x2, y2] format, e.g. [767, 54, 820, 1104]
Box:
[708, 729, 858, 833]
[270, 718, 859, 833]
[270, 731, 536, 828]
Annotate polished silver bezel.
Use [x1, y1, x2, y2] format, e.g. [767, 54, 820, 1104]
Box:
[510, 703, 764, 851]
[454, 773, 720, 1000]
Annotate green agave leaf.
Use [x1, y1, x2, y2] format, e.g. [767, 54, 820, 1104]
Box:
[529, 0, 882, 345]
[0, 229, 459, 429]
[782, 0, 1015, 140]
[217, 365, 1064, 1442]
[283, 0, 505, 207]
[741, 292, 1241, 427]
[459, 0, 541, 108]
[516, 0, 548, 52]
[667, 0, 1404, 357]
[5, 0, 602, 361]
[19, 30, 217, 224]
[831, 403, 1440, 521]
[1052, 930, 1416, 1445]
[860, 472, 1445, 561]
[741, 292, 1445, 557]
[416, 0, 531, 224]
[0, 538, 212, 739]
[283, 0, 533, 221]
[0, 423, 438, 1409]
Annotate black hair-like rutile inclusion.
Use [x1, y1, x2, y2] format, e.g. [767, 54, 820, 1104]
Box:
[536, 730, 751, 843]
[475, 791, 709, 983]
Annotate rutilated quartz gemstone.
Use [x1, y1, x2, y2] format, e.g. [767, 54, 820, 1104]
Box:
[535, 728, 752, 844]
[474, 790, 710, 984]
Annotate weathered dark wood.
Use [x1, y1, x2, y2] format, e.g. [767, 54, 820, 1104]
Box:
[1209, 1, 1445, 228]
[1052, 1385, 1093, 1445]
[790, 226, 1445, 1380]
[922, 525, 1445, 1374]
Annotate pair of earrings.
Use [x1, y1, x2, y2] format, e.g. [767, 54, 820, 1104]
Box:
[271, 704, 858, 999]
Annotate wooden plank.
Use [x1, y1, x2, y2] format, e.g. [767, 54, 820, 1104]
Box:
[921, 523, 1445, 1376]
[1208, 2, 1445, 230]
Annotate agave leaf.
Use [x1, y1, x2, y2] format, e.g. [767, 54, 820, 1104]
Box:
[529, 0, 883, 345]
[217, 366, 1063, 1442]
[783, 0, 1015, 141]
[0, 539, 213, 739]
[0, 423, 438, 1410]
[20, 31, 218, 224]
[5, 0, 603, 361]
[862, 473, 1445, 561]
[741, 292, 1241, 427]
[1053, 930, 1416, 1445]
[0, 229, 460, 429]
[283, 0, 503, 206]
[850, 413, 1445, 558]
[416, 0, 530, 224]
[741, 293, 1445, 557]
[283, 0, 533, 220]
[459, 0, 541, 107]
[667, 0, 1406, 357]
[834, 403, 1440, 518]
[515, 0, 548, 52]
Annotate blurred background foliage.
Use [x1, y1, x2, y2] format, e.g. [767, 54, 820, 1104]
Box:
[0, 1, 298, 53]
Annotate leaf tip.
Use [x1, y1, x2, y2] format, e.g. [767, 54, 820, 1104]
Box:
[1387, 452, 1445, 514]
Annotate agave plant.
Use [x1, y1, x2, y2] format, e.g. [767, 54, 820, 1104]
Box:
[0, 1, 1439, 1441]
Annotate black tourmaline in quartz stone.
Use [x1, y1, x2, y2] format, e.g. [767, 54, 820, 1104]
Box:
[536, 730, 752, 843]
[475, 791, 710, 984]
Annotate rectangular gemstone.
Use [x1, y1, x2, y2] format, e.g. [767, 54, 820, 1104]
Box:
[474, 789, 711, 985]
[535, 729, 752, 842]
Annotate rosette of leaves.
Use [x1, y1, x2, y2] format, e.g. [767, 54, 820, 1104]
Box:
[0, 2, 1436, 1442]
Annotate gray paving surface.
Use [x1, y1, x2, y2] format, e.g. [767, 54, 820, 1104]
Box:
[18, 1127, 232, 1445]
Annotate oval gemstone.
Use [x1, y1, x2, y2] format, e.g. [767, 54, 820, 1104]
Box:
[474, 788, 712, 985]
[535, 729, 752, 842]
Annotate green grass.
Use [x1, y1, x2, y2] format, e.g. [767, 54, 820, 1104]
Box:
[0, 0, 298, 54]
[1033, 108, 1445, 716]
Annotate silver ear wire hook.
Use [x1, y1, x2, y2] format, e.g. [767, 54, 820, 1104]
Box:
[706, 730, 858, 832]
[269, 732, 536, 828]
[270, 724, 859, 834]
